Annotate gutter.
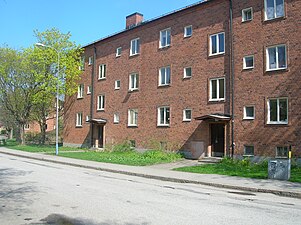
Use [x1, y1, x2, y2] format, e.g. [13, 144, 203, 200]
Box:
[229, 0, 235, 158]
[90, 45, 96, 147]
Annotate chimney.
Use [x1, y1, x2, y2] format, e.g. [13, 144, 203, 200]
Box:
[126, 12, 143, 29]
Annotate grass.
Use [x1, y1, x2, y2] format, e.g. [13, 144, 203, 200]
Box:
[174, 158, 301, 183]
[58, 150, 182, 166]
[3, 139, 83, 153]
[3, 139, 183, 166]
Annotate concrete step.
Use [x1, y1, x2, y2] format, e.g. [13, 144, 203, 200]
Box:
[198, 157, 222, 164]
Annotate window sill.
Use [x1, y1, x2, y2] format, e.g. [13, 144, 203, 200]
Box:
[159, 45, 171, 50]
[116, 55, 121, 58]
[98, 78, 106, 81]
[115, 88, 120, 91]
[87, 92, 91, 95]
[243, 117, 255, 120]
[77, 97, 83, 100]
[183, 76, 192, 80]
[209, 52, 225, 58]
[209, 99, 225, 103]
[265, 67, 288, 73]
[75, 125, 83, 128]
[129, 53, 140, 58]
[157, 124, 170, 127]
[127, 125, 138, 128]
[267, 122, 288, 125]
[158, 84, 171, 88]
[113, 122, 120, 124]
[241, 19, 253, 23]
[263, 16, 286, 24]
[128, 88, 139, 93]
[183, 120, 191, 122]
[97, 109, 105, 112]
[243, 67, 254, 71]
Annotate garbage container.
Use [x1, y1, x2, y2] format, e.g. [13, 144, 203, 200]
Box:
[268, 159, 291, 180]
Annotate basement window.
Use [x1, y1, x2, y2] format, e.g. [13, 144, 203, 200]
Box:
[242, 8, 253, 22]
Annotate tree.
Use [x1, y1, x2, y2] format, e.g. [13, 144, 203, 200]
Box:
[30, 28, 83, 144]
[0, 28, 83, 145]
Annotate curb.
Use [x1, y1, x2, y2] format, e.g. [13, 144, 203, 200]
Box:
[1, 150, 301, 199]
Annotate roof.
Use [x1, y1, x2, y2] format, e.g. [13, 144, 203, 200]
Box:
[88, 118, 107, 124]
[83, 0, 210, 48]
[195, 113, 231, 121]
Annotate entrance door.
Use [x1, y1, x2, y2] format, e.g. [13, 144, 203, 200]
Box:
[98, 126, 104, 148]
[211, 124, 225, 157]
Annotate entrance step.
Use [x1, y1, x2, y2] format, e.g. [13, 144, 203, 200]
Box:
[198, 157, 222, 164]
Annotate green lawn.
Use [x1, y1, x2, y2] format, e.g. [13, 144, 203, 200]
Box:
[3, 140, 183, 166]
[58, 150, 182, 166]
[174, 158, 301, 183]
[4, 139, 83, 153]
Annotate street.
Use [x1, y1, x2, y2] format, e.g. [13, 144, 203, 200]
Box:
[1, 153, 301, 225]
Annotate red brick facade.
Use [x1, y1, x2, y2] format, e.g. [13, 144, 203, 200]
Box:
[64, 0, 301, 159]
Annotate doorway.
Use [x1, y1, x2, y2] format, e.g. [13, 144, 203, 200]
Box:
[210, 123, 225, 157]
[98, 126, 104, 148]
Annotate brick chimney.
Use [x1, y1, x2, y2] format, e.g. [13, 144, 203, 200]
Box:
[126, 12, 143, 29]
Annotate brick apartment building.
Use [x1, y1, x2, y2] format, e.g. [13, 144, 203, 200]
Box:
[64, 0, 301, 159]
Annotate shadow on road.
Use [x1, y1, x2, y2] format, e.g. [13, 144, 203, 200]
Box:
[29, 214, 150, 225]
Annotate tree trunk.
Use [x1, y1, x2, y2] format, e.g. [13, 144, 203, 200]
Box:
[39, 119, 47, 145]
[20, 125, 25, 145]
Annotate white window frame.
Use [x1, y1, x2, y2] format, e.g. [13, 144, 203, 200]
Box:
[276, 146, 288, 158]
[244, 145, 254, 156]
[209, 77, 225, 101]
[24, 124, 30, 130]
[243, 55, 254, 69]
[114, 113, 120, 124]
[266, 44, 287, 71]
[209, 32, 225, 56]
[129, 73, 139, 91]
[159, 28, 171, 48]
[77, 84, 84, 99]
[242, 7, 253, 22]
[87, 85, 92, 95]
[88, 56, 93, 65]
[243, 106, 255, 120]
[97, 95, 105, 111]
[183, 109, 192, 122]
[128, 109, 138, 127]
[76, 113, 83, 127]
[264, 0, 285, 21]
[184, 67, 192, 78]
[130, 38, 140, 56]
[184, 25, 192, 37]
[86, 115, 90, 122]
[98, 64, 106, 80]
[79, 56, 85, 71]
[159, 66, 171, 86]
[267, 97, 288, 125]
[157, 106, 170, 126]
[116, 47, 122, 57]
[115, 80, 121, 90]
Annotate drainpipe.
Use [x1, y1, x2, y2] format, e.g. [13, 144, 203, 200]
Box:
[229, 0, 235, 158]
[90, 44, 96, 147]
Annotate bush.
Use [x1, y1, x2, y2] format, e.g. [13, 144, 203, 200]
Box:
[1, 130, 7, 135]
[112, 142, 133, 152]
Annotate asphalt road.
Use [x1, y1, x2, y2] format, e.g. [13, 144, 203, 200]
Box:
[1, 153, 301, 225]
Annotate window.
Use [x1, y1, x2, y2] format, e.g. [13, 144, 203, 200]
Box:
[88, 56, 93, 65]
[244, 145, 254, 156]
[242, 8, 253, 22]
[79, 56, 85, 71]
[114, 113, 120, 124]
[244, 106, 255, 119]
[209, 77, 225, 101]
[128, 109, 138, 126]
[130, 38, 140, 56]
[129, 140, 136, 148]
[276, 146, 288, 158]
[184, 25, 192, 37]
[116, 47, 122, 57]
[266, 45, 287, 71]
[77, 84, 84, 99]
[129, 73, 139, 91]
[87, 86, 92, 95]
[267, 98, 288, 124]
[183, 109, 192, 122]
[24, 124, 30, 130]
[76, 113, 83, 127]
[115, 80, 121, 90]
[209, 32, 225, 56]
[86, 115, 90, 122]
[264, 0, 284, 20]
[243, 55, 254, 69]
[160, 28, 171, 48]
[97, 95, 105, 111]
[159, 66, 171, 86]
[158, 106, 170, 126]
[98, 64, 106, 79]
[184, 67, 192, 78]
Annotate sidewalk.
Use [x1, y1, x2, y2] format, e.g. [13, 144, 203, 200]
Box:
[1, 147, 301, 199]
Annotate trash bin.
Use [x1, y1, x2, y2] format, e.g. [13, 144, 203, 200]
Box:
[268, 159, 291, 180]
